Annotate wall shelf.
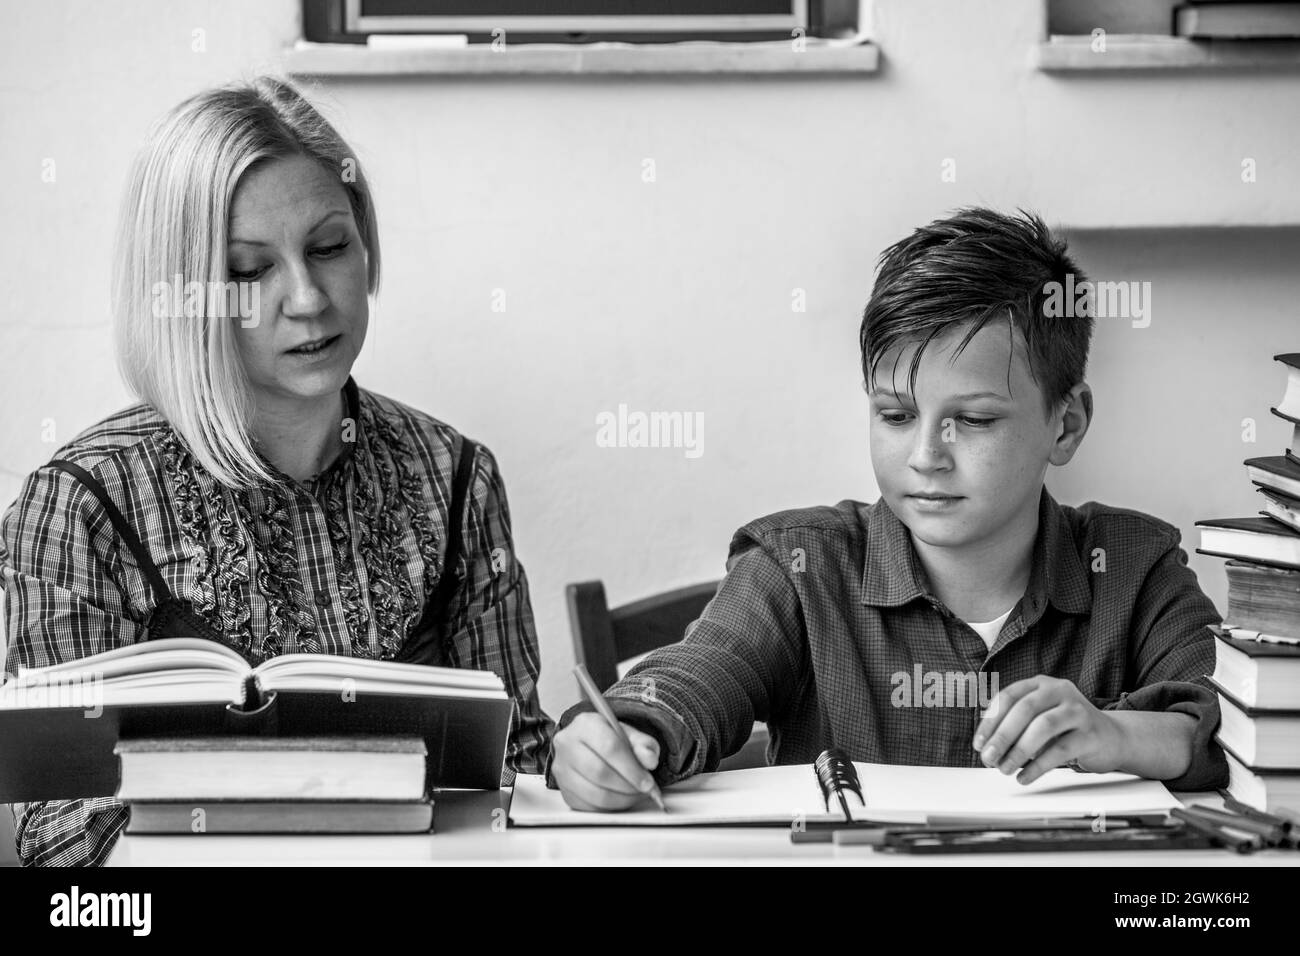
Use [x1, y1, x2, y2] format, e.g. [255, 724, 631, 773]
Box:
[283, 38, 879, 77]
[1038, 34, 1300, 71]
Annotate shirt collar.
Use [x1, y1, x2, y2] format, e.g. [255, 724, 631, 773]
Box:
[860, 486, 1092, 617]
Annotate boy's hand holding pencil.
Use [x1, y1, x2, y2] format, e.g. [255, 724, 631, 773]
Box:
[551, 665, 666, 812]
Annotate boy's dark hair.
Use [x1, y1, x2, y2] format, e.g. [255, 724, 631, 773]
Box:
[859, 207, 1092, 416]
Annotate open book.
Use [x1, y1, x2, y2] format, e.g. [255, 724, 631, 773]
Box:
[0, 639, 514, 802]
[1, 638, 508, 708]
[509, 760, 1181, 827]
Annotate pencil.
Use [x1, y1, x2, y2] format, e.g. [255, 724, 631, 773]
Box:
[1183, 804, 1287, 846]
[1170, 807, 1261, 853]
[573, 664, 667, 812]
[1220, 795, 1294, 834]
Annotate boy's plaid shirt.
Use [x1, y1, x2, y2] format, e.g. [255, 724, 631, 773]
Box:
[557, 488, 1228, 795]
[3, 377, 553, 865]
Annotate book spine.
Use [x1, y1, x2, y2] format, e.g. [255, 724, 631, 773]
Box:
[243, 674, 263, 711]
[222, 679, 279, 735]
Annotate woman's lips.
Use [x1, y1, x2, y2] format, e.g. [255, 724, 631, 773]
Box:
[287, 334, 340, 356]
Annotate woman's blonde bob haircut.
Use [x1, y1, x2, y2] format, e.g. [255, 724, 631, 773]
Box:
[113, 75, 380, 489]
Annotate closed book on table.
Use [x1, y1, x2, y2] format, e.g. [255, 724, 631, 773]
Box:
[0, 638, 513, 803]
[115, 736, 427, 802]
[1211, 625, 1300, 710]
[1196, 515, 1300, 570]
[1222, 745, 1300, 813]
[125, 798, 435, 835]
[1212, 683, 1300, 771]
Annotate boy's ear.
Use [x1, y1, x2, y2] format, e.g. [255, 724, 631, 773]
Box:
[1048, 382, 1092, 467]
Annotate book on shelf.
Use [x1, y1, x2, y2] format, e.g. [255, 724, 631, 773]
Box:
[1211, 625, 1300, 710]
[114, 736, 428, 801]
[1175, 3, 1300, 39]
[124, 799, 435, 835]
[1196, 515, 1300, 570]
[1211, 683, 1300, 771]
[0, 638, 514, 803]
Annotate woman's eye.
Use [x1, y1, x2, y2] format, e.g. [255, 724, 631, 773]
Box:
[958, 416, 996, 428]
[311, 240, 349, 259]
[226, 241, 349, 280]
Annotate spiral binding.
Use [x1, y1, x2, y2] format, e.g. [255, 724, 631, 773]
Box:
[814, 747, 864, 820]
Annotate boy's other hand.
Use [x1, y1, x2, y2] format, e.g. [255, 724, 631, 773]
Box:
[972, 675, 1127, 785]
[552, 713, 662, 812]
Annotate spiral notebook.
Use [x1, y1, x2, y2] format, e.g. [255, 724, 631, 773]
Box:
[509, 749, 1180, 827]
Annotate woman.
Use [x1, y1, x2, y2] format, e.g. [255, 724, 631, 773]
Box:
[1, 76, 554, 866]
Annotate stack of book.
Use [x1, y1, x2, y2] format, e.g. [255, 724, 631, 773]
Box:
[116, 736, 434, 835]
[1196, 353, 1300, 811]
[0, 637, 515, 832]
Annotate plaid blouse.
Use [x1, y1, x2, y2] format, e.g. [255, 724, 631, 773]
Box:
[3, 376, 554, 866]
[556, 488, 1229, 794]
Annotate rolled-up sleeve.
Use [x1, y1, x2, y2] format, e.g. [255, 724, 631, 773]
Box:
[1106, 681, 1225, 792]
[1111, 533, 1228, 792]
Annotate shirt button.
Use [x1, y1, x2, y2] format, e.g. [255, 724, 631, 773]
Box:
[314, 592, 330, 608]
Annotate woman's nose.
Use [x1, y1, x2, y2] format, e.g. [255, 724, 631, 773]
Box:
[280, 259, 328, 319]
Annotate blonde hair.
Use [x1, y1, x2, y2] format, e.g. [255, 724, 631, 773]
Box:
[112, 75, 381, 489]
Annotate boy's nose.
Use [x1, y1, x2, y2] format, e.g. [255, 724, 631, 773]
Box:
[907, 422, 953, 472]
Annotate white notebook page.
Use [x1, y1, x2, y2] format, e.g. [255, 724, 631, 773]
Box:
[509, 762, 1179, 827]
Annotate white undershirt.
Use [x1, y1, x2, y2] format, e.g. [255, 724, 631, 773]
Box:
[964, 606, 1015, 651]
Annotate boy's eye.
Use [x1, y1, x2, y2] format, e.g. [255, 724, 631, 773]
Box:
[877, 411, 913, 426]
[957, 416, 996, 428]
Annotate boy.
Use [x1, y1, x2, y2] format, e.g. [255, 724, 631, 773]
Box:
[550, 207, 1227, 810]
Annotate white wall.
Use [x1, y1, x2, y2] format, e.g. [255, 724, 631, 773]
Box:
[1052, 227, 1300, 612]
[3, 0, 1298, 716]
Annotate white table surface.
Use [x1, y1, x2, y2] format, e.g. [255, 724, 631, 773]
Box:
[106, 789, 1300, 866]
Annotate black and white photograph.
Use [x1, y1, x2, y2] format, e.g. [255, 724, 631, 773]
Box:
[0, 0, 1297, 923]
